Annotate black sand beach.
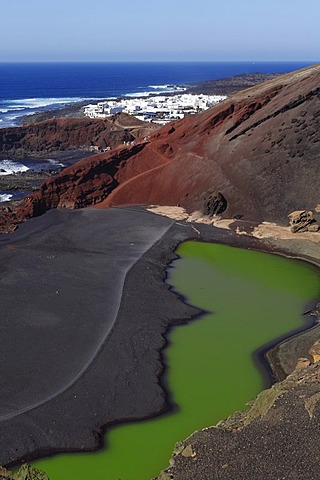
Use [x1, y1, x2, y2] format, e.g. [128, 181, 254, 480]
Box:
[0, 206, 199, 465]
[0, 206, 319, 467]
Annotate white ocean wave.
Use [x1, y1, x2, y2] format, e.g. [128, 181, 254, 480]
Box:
[0, 160, 29, 176]
[125, 85, 186, 98]
[0, 96, 105, 128]
[125, 91, 155, 98]
[149, 84, 174, 89]
[149, 84, 186, 91]
[47, 159, 65, 167]
[6, 107, 26, 112]
[4, 97, 102, 110]
[0, 193, 13, 202]
[3, 113, 26, 121]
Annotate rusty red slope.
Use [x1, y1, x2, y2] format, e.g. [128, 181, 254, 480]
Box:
[1, 64, 320, 232]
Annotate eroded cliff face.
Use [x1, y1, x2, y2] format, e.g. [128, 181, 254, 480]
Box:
[1, 64, 320, 232]
[0, 114, 155, 158]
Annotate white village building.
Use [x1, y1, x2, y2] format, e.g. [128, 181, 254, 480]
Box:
[83, 93, 226, 124]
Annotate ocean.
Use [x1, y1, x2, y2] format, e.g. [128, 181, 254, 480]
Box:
[0, 60, 316, 202]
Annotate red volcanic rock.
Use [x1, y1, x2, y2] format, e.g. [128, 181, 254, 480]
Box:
[1, 64, 320, 232]
[97, 64, 320, 223]
[0, 115, 155, 158]
[33, 143, 151, 209]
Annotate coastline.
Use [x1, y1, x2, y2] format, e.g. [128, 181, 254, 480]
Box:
[17, 72, 278, 127]
[0, 151, 97, 207]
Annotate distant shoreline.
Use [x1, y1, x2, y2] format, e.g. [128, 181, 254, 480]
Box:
[20, 72, 279, 126]
[1, 61, 315, 129]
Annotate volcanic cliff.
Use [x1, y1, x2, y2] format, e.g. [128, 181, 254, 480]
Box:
[0, 114, 156, 158]
[1, 64, 320, 232]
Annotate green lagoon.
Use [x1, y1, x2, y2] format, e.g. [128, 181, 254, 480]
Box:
[34, 241, 320, 479]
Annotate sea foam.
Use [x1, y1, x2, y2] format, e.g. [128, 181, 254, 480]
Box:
[47, 159, 65, 168]
[149, 84, 186, 91]
[124, 84, 186, 98]
[0, 193, 13, 202]
[0, 160, 29, 175]
[0, 96, 104, 128]
[3, 97, 101, 110]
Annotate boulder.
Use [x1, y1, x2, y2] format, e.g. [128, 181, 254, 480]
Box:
[288, 210, 319, 233]
[202, 192, 227, 217]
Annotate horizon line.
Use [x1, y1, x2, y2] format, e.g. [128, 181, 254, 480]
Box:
[0, 59, 319, 64]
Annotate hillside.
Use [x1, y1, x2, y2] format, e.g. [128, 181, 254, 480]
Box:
[1, 64, 319, 232]
[0, 114, 156, 158]
[184, 72, 281, 95]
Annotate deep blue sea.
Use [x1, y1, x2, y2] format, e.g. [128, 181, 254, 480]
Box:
[0, 61, 316, 202]
[0, 61, 315, 128]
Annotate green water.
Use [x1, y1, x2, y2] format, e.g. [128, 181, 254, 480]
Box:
[33, 241, 320, 480]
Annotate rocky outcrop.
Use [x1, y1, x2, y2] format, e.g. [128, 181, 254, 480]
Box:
[0, 465, 48, 480]
[0, 115, 156, 158]
[0, 143, 153, 232]
[202, 191, 227, 217]
[289, 210, 319, 233]
[156, 360, 320, 480]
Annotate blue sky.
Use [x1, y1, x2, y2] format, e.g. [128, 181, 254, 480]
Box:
[1, 0, 319, 62]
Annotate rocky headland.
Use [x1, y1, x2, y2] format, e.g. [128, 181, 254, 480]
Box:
[0, 113, 157, 159]
[184, 72, 281, 95]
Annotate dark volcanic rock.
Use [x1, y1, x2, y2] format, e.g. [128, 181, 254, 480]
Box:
[202, 191, 227, 217]
[184, 72, 281, 95]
